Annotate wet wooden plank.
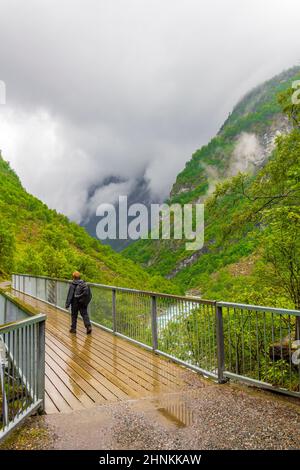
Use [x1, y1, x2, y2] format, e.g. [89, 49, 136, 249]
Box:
[45, 391, 59, 415]
[45, 338, 109, 404]
[45, 363, 84, 411]
[44, 376, 73, 414]
[45, 330, 127, 401]
[45, 353, 95, 408]
[45, 320, 151, 397]
[46, 315, 172, 394]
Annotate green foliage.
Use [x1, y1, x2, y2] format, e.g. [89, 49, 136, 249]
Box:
[278, 84, 300, 129]
[262, 208, 300, 309]
[260, 359, 290, 386]
[0, 219, 15, 275]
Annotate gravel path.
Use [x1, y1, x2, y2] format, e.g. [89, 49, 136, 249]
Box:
[3, 381, 299, 450]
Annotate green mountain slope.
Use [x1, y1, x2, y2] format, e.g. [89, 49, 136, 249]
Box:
[124, 67, 300, 308]
[0, 154, 179, 293]
[170, 66, 299, 203]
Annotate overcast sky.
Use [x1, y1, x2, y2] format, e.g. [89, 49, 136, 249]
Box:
[0, 0, 299, 222]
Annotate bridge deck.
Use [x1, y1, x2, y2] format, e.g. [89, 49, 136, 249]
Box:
[12, 290, 193, 414]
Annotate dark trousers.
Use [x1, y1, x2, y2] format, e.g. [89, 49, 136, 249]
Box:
[71, 301, 91, 330]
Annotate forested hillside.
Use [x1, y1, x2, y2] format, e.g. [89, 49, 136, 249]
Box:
[0, 155, 178, 293]
[124, 67, 300, 309]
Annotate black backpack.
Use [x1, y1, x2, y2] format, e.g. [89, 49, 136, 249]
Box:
[74, 281, 92, 306]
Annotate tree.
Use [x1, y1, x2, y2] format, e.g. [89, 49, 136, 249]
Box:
[262, 208, 300, 338]
[278, 85, 300, 130]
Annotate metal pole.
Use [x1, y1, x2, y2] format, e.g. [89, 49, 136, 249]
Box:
[0, 337, 8, 427]
[216, 304, 226, 384]
[112, 289, 117, 333]
[55, 280, 58, 307]
[296, 316, 300, 340]
[151, 295, 158, 351]
[37, 319, 46, 413]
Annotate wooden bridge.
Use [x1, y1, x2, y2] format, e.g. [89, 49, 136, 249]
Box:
[11, 289, 194, 415]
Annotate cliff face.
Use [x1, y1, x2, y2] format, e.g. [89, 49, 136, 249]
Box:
[170, 67, 299, 205]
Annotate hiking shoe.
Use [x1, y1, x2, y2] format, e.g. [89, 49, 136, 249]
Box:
[86, 327, 92, 335]
[69, 328, 76, 334]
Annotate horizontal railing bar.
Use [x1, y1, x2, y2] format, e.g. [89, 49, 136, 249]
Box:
[224, 371, 300, 398]
[217, 301, 300, 317]
[88, 284, 215, 304]
[12, 272, 215, 305]
[156, 350, 218, 380]
[0, 287, 41, 318]
[0, 313, 46, 334]
[11, 273, 70, 284]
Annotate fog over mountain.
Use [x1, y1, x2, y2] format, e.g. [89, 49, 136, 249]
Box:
[0, 0, 299, 243]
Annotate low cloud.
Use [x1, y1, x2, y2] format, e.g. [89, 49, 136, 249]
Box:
[230, 132, 264, 175]
[0, 0, 299, 223]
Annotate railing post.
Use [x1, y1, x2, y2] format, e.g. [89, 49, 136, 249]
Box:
[151, 295, 158, 351]
[4, 297, 7, 324]
[216, 304, 226, 384]
[55, 280, 58, 307]
[296, 316, 300, 340]
[0, 339, 8, 427]
[112, 289, 117, 333]
[37, 319, 46, 413]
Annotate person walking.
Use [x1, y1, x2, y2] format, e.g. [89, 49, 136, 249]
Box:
[65, 271, 92, 334]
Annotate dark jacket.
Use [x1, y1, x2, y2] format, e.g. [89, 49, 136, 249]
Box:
[65, 279, 85, 309]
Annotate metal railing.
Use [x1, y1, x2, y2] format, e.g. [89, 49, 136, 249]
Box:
[0, 289, 46, 441]
[12, 274, 300, 398]
[219, 302, 300, 396]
